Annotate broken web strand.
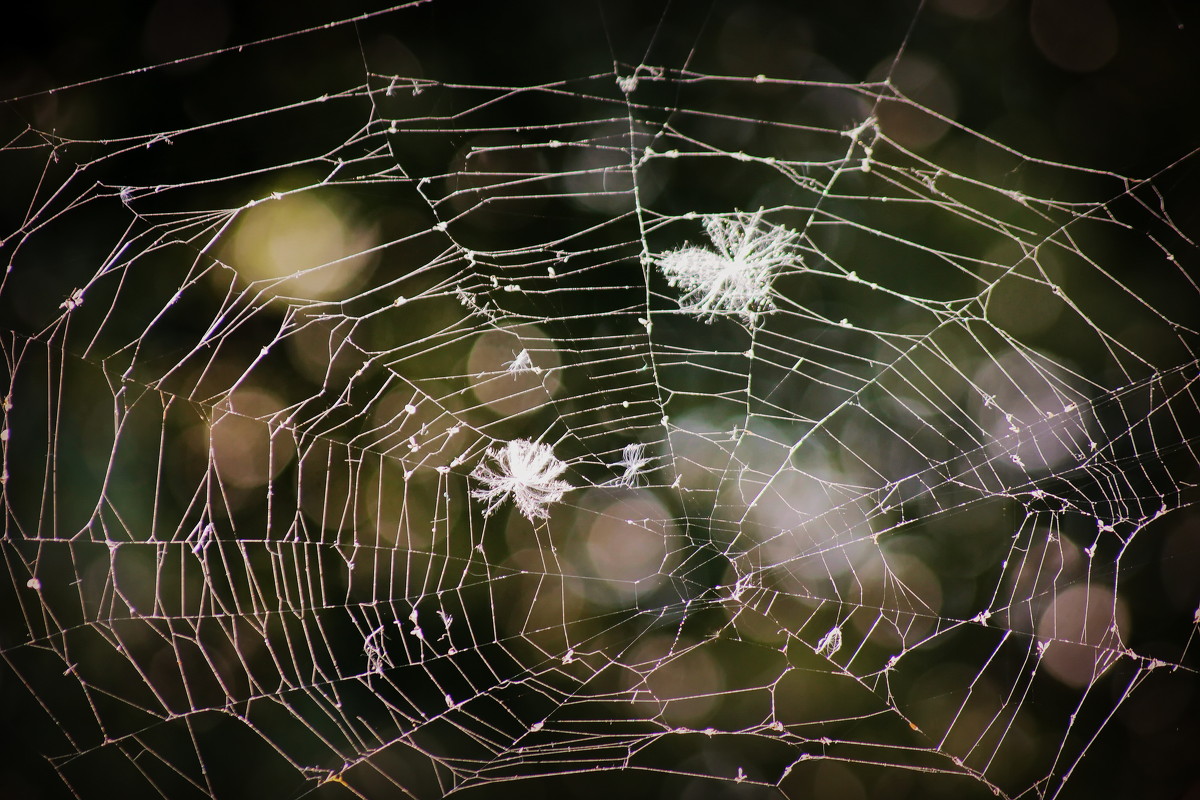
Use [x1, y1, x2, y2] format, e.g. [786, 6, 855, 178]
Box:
[1, 5, 1198, 800]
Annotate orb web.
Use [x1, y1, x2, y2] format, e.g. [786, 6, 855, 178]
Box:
[2, 3, 1198, 799]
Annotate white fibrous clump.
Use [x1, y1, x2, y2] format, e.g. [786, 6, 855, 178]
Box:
[654, 210, 798, 321]
[604, 442, 650, 488]
[504, 349, 540, 376]
[471, 438, 572, 520]
[814, 625, 843, 657]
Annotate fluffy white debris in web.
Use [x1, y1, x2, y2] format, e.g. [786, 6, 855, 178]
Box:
[653, 210, 798, 322]
[815, 625, 843, 657]
[504, 349, 540, 375]
[470, 438, 572, 520]
[603, 442, 651, 488]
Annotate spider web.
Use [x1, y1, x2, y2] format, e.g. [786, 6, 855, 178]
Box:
[3, 3, 1199, 799]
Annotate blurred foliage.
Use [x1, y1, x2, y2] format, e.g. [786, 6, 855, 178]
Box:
[2, 2, 1199, 799]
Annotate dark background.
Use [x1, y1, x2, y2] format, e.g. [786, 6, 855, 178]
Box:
[2, 2, 1199, 799]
